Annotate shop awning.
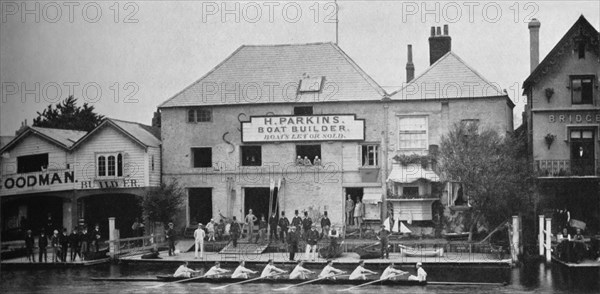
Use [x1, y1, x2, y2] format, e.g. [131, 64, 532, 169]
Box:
[387, 163, 440, 183]
[362, 193, 381, 203]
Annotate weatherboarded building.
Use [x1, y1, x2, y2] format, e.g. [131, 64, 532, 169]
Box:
[0, 119, 161, 239]
[524, 16, 600, 234]
[159, 27, 514, 233]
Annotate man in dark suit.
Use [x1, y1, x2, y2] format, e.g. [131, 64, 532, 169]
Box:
[268, 212, 279, 242]
[165, 222, 176, 256]
[278, 211, 290, 243]
[287, 226, 299, 261]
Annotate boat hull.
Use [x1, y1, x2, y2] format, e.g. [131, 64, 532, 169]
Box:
[155, 275, 426, 286]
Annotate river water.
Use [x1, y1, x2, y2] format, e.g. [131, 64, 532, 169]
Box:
[1, 261, 599, 293]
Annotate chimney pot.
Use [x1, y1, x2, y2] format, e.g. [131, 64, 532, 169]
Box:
[430, 27, 435, 36]
[406, 44, 415, 83]
[429, 25, 451, 65]
[528, 19, 541, 73]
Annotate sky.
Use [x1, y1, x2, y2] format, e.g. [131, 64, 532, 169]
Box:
[1, 0, 599, 136]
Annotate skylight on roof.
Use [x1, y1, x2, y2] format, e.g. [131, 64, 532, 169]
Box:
[298, 76, 324, 93]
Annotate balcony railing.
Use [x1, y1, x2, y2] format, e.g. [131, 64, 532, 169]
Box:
[535, 159, 599, 177]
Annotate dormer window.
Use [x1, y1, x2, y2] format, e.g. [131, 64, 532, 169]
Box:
[298, 76, 324, 93]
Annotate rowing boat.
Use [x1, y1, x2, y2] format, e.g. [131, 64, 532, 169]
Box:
[154, 275, 426, 286]
[398, 245, 444, 257]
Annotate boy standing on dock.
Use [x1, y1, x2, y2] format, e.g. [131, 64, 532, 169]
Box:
[165, 222, 176, 256]
[305, 224, 320, 261]
[25, 230, 35, 263]
[245, 209, 257, 242]
[194, 223, 205, 259]
[38, 230, 48, 262]
[230, 216, 241, 247]
[377, 225, 390, 259]
[287, 226, 299, 261]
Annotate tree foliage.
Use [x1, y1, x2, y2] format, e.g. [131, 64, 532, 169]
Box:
[33, 96, 104, 132]
[438, 122, 532, 237]
[139, 179, 186, 226]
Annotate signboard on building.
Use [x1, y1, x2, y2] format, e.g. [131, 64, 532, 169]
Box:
[547, 111, 600, 124]
[241, 114, 365, 143]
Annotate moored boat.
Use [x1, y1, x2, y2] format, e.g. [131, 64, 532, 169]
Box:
[398, 245, 444, 257]
[154, 275, 426, 286]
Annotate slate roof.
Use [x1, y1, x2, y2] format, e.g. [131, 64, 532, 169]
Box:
[159, 42, 386, 108]
[110, 119, 161, 147]
[0, 127, 87, 153]
[1, 119, 161, 154]
[30, 127, 88, 147]
[71, 118, 161, 149]
[390, 51, 509, 103]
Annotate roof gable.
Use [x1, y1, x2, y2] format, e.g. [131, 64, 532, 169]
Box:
[70, 118, 161, 150]
[390, 51, 505, 100]
[0, 127, 87, 154]
[159, 42, 386, 108]
[523, 15, 600, 90]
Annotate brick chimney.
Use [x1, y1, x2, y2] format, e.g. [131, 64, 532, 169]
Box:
[528, 18, 541, 73]
[429, 24, 451, 65]
[406, 44, 415, 82]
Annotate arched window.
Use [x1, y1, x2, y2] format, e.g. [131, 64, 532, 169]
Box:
[108, 156, 116, 176]
[117, 153, 123, 177]
[98, 156, 106, 177]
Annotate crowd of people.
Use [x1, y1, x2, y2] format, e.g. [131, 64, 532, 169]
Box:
[173, 259, 427, 282]
[23, 224, 103, 263]
[183, 207, 395, 261]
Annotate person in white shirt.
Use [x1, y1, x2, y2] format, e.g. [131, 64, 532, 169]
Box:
[206, 219, 216, 242]
[173, 262, 198, 278]
[289, 260, 315, 279]
[203, 261, 230, 278]
[260, 259, 287, 278]
[408, 262, 427, 281]
[194, 223, 205, 258]
[231, 261, 257, 279]
[380, 262, 407, 280]
[349, 260, 378, 280]
[318, 260, 346, 279]
[557, 227, 571, 242]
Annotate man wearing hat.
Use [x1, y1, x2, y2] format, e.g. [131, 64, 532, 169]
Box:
[377, 224, 390, 259]
[194, 223, 205, 259]
[278, 211, 290, 243]
[408, 262, 427, 281]
[287, 226, 299, 261]
[305, 224, 320, 261]
[165, 222, 176, 256]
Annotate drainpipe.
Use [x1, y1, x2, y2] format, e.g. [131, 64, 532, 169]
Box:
[382, 95, 390, 222]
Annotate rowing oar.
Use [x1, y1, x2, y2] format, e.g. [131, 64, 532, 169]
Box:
[210, 272, 287, 290]
[337, 273, 403, 292]
[273, 273, 350, 291]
